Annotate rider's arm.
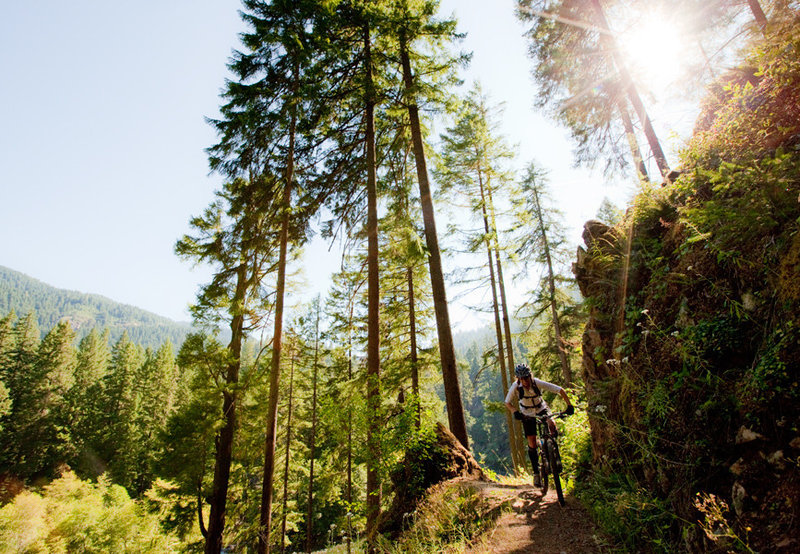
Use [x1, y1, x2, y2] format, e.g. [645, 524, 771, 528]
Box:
[504, 382, 518, 414]
[558, 388, 574, 410]
[535, 378, 574, 411]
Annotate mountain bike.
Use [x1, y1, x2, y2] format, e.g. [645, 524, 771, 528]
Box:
[532, 411, 568, 507]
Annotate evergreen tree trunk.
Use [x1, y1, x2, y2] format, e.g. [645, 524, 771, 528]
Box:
[258, 74, 298, 554]
[346, 301, 353, 554]
[407, 266, 420, 429]
[530, 184, 573, 385]
[747, 0, 768, 32]
[364, 23, 382, 553]
[280, 345, 296, 554]
[204, 264, 246, 554]
[477, 171, 521, 475]
[486, 186, 526, 464]
[618, 101, 648, 182]
[589, 0, 670, 179]
[306, 311, 321, 553]
[399, 31, 469, 450]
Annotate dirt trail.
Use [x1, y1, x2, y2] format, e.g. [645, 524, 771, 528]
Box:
[465, 482, 613, 554]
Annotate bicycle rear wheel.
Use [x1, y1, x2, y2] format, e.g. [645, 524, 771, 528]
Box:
[547, 439, 565, 506]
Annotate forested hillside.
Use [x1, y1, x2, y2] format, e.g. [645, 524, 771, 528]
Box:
[0, 265, 192, 347]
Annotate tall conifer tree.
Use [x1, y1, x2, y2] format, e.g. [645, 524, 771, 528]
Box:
[177, 176, 280, 553]
[392, 0, 470, 449]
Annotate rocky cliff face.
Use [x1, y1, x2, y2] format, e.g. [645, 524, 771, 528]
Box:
[573, 208, 799, 551]
[570, 16, 800, 551]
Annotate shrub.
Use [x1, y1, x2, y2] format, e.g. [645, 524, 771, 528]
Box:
[0, 471, 180, 553]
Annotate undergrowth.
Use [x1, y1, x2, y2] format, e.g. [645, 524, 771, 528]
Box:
[376, 482, 502, 553]
[573, 12, 800, 552]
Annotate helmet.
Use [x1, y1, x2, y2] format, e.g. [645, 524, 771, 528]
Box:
[514, 363, 531, 379]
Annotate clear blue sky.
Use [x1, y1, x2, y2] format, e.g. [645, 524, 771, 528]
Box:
[0, 0, 690, 328]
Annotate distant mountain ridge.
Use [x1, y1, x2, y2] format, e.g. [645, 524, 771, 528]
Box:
[0, 265, 192, 348]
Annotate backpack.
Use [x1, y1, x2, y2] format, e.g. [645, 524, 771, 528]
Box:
[517, 379, 542, 407]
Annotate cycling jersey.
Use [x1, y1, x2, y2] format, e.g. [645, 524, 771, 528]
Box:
[505, 378, 563, 417]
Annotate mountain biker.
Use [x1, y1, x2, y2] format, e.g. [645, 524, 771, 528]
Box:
[505, 363, 574, 487]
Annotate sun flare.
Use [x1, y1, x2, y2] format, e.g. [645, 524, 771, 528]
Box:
[621, 15, 686, 90]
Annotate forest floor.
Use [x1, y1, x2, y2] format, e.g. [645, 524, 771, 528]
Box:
[463, 481, 615, 553]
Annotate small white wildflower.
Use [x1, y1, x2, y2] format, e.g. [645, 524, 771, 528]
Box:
[622, 356, 629, 364]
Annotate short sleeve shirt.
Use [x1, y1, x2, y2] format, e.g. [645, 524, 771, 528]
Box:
[505, 378, 562, 417]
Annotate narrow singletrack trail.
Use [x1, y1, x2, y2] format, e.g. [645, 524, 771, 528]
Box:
[465, 482, 613, 553]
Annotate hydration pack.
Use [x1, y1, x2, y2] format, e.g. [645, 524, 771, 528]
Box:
[517, 379, 543, 411]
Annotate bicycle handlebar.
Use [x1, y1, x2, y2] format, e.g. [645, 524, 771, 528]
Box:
[521, 410, 571, 421]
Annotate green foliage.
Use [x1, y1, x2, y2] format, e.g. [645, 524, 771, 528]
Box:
[675, 151, 800, 271]
[577, 471, 676, 553]
[0, 471, 180, 553]
[396, 426, 449, 502]
[747, 321, 799, 403]
[571, 13, 800, 552]
[379, 483, 500, 553]
[557, 401, 592, 488]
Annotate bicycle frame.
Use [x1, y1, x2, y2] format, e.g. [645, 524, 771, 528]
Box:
[532, 411, 567, 506]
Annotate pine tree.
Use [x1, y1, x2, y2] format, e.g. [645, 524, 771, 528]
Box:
[516, 0, 671, 178]
[0, 311, 17, 440]
[279, 333, 298, 553]
[159, 333, 233, 541]
[392, 0, 470, 449]
[68, 328, 110, 477]
[101, 331, 145, 490]
[204, 3, 342, 549]
[131, 341, 178, 493]
[176, 175, 280, 553]
[1, 312, 41, 475]
[514, 164, 578, 385]
[435, 84, 525, 472]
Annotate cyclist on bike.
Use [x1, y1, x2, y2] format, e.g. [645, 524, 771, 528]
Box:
[505, 363, 574, 486]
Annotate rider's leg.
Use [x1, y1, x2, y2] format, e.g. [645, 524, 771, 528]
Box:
[526, 434, 538, 473]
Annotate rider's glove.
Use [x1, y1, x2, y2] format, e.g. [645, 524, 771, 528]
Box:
[513, 411, 524, 421]
[564, 405, 575, 416]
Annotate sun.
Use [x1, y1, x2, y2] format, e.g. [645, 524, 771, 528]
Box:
[620, 14, 687, 91]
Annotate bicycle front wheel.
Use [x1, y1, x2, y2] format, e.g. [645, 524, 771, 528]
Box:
[539, 444, 549, 494]
[547, 439, 565, 506]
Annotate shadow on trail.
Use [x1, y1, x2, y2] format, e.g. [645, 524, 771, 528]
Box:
[508, 490, 608, 554]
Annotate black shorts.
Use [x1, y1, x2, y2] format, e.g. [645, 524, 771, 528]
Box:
[521, 410, 549, 437]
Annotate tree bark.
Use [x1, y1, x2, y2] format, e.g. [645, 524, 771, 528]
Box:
[476, 169, 521, 475]
[306, 309, 321, 553]
[280, 345, 295, 554]
[204, 264, 246, 554]
[486, 185, 525, 464]
[530, 184, 573, 385]
[346, 299, 353, 554]
[364, 23, 382, 554]
[257, 73, 298, 554]
[747, 0, 768, 32]
[399, 30, 469, 450]
[618, 101, 648, 182]
[590, 0, 670, 179]
[407, 267, 420, 429]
